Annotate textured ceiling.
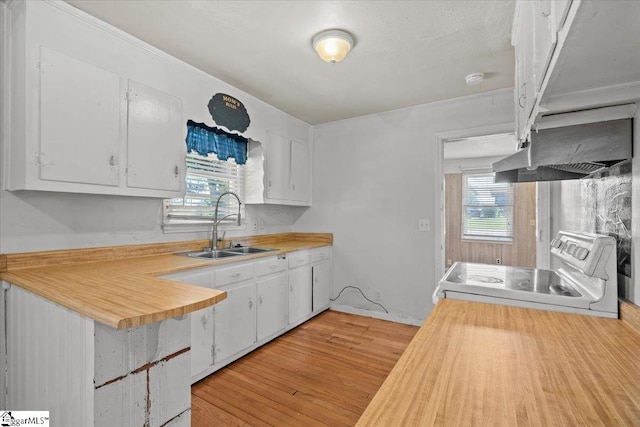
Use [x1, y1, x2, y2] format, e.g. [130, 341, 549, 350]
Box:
[66, 0, 516, 125]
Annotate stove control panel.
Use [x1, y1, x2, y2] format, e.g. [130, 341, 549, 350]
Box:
[550, 231, 616, 280]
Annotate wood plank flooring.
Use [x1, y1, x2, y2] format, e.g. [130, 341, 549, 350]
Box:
[191, 310, 419, 426]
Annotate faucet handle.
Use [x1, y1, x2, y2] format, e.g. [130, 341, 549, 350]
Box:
[217, 231, 226, 242]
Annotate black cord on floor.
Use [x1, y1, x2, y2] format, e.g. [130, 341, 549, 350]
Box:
[330, 285, 389, 313]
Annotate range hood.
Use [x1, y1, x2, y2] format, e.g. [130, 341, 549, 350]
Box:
[493, 118, 633, 183]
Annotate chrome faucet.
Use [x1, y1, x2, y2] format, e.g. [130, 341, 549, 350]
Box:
[211, 191, 242, 251]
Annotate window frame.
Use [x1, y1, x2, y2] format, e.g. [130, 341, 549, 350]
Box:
[460, 171, 514, 243]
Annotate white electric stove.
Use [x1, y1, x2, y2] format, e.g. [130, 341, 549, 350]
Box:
[433, 231, 618, 318]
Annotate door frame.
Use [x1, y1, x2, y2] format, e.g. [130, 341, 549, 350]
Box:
[433, 123, 550, 286]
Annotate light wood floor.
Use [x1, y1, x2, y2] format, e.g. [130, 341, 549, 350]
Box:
[191, 310, 419, 426]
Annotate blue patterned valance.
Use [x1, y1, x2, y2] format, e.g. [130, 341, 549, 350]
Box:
[185, 120, 248, 165]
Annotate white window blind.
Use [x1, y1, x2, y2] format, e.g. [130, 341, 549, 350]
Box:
[462, 172, 514, 241]
[164, 152, 245, 226]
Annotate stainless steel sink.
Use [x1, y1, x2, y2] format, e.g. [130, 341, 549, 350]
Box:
[225, 247, 276, 254]
[175, 247, 276, 260]
[175, 250, 243, 259]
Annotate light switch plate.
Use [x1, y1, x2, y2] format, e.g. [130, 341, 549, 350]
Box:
[418, 218, 430, 232]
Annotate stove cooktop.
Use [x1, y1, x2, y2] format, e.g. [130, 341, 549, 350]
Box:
[445, 263, 582, 297]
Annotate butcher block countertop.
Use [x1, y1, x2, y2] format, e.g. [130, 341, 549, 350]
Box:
[357, 299, 640, 426]
[0, 233, 331, 330]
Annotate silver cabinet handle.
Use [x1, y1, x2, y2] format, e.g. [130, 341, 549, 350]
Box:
[174, 165, 179, 176]
[268, 180, 272, 187]
[230, 273, 241, 279]
[109, 155, 116, 166]
[201, 315, 207, 326]
[259, 295, 263, 305]
[248, 299, 253, 310]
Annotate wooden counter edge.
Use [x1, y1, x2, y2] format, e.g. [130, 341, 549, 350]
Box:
[0, 232, 333, 271]
[0, 233, 332, 330]
[116, 292, 228, 329]
[620, 299, 640, 335]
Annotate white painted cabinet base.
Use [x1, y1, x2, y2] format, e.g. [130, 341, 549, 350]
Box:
[4, 284, 191, 427]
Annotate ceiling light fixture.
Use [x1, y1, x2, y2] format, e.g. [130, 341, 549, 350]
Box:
[465, 72, 484, 85]
[312, 29, 355, 63]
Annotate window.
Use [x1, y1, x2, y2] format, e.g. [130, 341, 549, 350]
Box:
[462, 172, 514, 241]
[163, 152, 245, 228]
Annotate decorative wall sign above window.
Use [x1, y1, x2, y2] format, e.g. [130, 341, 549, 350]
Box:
[208, 93, 251, 133]
[185, 120, 248, 165]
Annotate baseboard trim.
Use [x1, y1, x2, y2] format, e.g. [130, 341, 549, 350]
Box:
[329, 304, 424, 326]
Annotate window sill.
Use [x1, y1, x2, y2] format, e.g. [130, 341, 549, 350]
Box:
[461, 237, 513, 244]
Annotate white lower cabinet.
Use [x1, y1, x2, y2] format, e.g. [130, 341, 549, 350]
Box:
[191, 307, 214, 378]
[256, 273, 288, 341]
[288, 268, 312, 325]
[312, 261, 332, 313]
[160, 269, 214, 378]
[161, 247, 331, 383]
[213, 281, 257, 364]
[311, 247, 332, 313]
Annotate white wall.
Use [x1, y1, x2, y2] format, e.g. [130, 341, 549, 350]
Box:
[0, 191, 295, 253]
[293, 89, 514, 323]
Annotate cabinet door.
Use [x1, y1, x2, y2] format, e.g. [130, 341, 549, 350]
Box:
[190, 307, 214, 377]
[288, 266, 312, 326]
[533, 0, 557, 92]
[159, 268, 214, 378]
[552, 0, 572, 33]
[265, 131, 290, 201]
[214, 282, 256, 363]
[312, 261, 332, 313]
[39, 47, 121, 186]
[514, 2, 535, 142]
[256, 273, 288, 341]
[127, 80, 185, 193]
[290, 139, 311, 204]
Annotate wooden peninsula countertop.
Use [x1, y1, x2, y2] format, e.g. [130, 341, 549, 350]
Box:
[357, 299, 640, 426]
[0, 233, 331, 330]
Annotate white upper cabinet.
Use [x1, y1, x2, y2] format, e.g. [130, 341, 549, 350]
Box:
[126, 80, 184, 192]
[512, 0, 640, 142]
[39, 47, 121, 187]
[5, 1, 311, 199]
[246, 130, 312, 206]
[6, 2, 186, 198]
[290, 138, 311, 203]
[265, 131, 291, 201]
[532, 0, 557, 93]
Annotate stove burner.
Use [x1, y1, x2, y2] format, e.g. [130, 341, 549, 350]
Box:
[457, 274, 504, 284]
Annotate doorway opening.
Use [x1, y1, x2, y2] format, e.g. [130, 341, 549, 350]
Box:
[433, 125, 550, 284]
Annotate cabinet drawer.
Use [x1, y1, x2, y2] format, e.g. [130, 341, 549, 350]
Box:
[311, 247, 331, 263]
[255, 256, 288, 277]
[214, 263, 255, 287]
[288, 250, 310, 269]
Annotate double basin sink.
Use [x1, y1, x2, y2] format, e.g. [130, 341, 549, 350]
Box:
[175, 246, 276, 260]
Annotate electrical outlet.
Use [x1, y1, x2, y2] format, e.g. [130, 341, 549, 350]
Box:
[252, 219, 258, 230]
[496, 258, 502, 265]
[418, 218, 430, 232]
[375, 290, 382, 301]
[447, 259, 452, 266]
